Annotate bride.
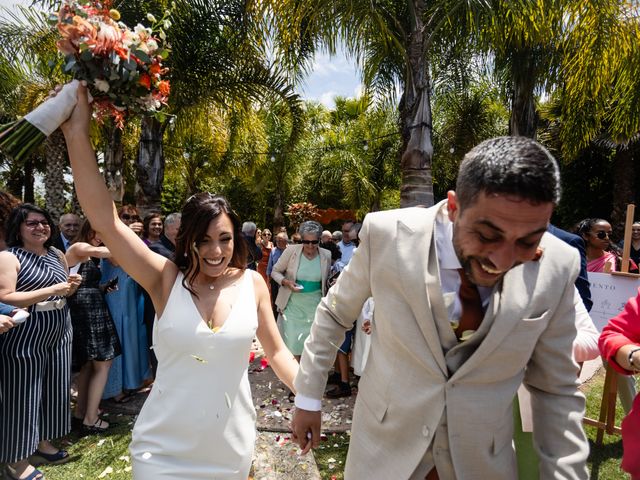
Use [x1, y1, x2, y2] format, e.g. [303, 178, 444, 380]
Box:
[60, 83, 299, 479]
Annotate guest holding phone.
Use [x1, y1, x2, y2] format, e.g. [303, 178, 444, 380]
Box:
[0, 204, 81, 480]
[271, 221, 331, 366]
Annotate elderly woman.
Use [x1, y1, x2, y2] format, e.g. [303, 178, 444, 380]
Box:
[0, 204, 82, 480]
[271, 221, 331, 361]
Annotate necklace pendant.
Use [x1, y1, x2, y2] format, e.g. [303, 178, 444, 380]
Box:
[209, 284, 215, 290]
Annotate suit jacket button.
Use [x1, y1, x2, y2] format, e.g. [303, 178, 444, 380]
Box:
[422, 425, 430, 437]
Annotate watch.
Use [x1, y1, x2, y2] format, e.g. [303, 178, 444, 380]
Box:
[628, 347, 640, 370]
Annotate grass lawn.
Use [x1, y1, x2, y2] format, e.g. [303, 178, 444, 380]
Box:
[1, 367, 631, 479]
[582, 368, 627, 480]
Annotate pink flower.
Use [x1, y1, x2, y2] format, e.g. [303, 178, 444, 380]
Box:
[94, 23, 122, 55]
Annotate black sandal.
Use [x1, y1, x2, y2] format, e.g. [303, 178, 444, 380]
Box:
[81, 418, 110, 435]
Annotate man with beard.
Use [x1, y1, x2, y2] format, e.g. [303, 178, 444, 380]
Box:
[291, 136, 589, 479]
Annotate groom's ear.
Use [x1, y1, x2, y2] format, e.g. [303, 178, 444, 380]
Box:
[447, 191, 459, 222]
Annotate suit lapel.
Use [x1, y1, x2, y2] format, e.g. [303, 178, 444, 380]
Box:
[397, 210, 448, 377]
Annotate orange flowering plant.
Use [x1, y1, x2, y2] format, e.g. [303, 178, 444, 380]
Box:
[0, 0, 171, 162]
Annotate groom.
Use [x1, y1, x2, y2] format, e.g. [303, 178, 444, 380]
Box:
[291, 136, 589, 479]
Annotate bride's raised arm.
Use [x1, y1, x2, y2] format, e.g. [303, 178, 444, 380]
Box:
[61, 83, 176, 312]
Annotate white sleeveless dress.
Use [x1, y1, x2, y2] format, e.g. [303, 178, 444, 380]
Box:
[130, 271, 258, 479]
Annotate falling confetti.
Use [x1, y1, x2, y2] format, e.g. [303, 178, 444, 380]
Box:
[191, 354, 208, 363]
[142, 452, 153, 460]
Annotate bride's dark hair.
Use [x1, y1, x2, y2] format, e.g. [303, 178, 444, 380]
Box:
[174, 193, 247, 295]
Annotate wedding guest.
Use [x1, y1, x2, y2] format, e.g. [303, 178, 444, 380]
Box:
[600, 292, 640, 479]
[52, 213, 81, 252]
[0, 190, 20, 250]
[101, 205, 151, 403]
[267, 232, 288, 317]
[619, 221, 640, 267]
[146, 213, 181, 375]
[242, 221, 262, 270]
[60, 83, 298, 479]
[66, 219, 121, 435]
[578, 218, 636, 273]
[271, 221, 331, 369]
[257, 228, 273, 288]
[0, 301, 19, 334]
[320, 230, 341, 264]
[149, 212, 181, 260]
[0, 204, 81, 480]
[142, 212, 163, 246]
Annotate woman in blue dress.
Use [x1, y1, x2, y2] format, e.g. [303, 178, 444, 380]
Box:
[101, 206, 151, 401]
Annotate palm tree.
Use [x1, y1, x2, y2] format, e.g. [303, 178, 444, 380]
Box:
[0, 6, 69, 209]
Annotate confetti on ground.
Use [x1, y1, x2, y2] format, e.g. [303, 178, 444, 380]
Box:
[98, 466, 113, 478]
[97, 439, 106, 447]
[142, 452, 152, 460]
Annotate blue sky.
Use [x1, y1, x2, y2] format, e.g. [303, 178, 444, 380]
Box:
[0, 0, 362, 108]
[298, 48, 362, 107]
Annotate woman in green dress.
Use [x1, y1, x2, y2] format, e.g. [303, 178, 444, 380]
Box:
[271, 221, 332, 359]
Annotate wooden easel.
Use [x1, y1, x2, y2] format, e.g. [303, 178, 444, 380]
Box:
[582, 204, 639, 443]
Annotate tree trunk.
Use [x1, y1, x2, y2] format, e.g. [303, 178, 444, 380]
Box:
[104, 126, 125, 204]
[610, 145, 636, 240]
[135, 116, 165, 216]
[400, 0, 434, 208]
[509, 50, 538, 139]
[272, 155, 286, 228]
[23, 160, 34, 204]
[44, 129, 68, 220]
[6, 165, 24, 200]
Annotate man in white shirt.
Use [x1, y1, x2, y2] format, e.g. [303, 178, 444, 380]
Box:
[336, 221, 356, 266]
[291, 136, 589, 479]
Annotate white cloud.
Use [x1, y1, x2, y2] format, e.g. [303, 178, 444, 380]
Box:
[319, 91, 337, 108]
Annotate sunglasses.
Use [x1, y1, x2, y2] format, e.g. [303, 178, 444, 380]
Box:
[121, 214, 141, 222]
[301, 240, 319, 245]
[595, 231, 611, 240]
[24, 220, 50, 229]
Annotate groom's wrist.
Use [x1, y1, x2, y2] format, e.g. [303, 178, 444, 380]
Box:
[294, 394, 322, 411]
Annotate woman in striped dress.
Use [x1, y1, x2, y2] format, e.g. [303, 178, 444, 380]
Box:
[0, 204, 82, 480]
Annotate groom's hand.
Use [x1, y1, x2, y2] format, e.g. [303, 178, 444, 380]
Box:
[291, 408, 321, 454]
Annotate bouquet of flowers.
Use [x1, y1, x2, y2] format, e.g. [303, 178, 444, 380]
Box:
[0, 0, 171, 162]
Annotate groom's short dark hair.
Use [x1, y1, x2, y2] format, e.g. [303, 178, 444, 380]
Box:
[456, 136, 561, 209]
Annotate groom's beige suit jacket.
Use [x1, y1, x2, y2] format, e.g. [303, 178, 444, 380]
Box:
[294, 202, 589, 479]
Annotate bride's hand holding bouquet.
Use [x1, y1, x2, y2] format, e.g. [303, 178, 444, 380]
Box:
[0, 0, 171, 162]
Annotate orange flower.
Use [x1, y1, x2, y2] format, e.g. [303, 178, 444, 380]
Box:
[157, 80, 170, 96]
[56, 39, 77, 55]
[149, 62, 161, 76]
[139, 73, 151, 89]
[114, 46, 129, 60]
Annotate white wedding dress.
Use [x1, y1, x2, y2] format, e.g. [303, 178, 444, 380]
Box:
[130, 271, 258, 479]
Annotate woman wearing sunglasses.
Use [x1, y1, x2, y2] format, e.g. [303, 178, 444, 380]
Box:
[577, 218, 636, 273]
[272, 221, 331, 366]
